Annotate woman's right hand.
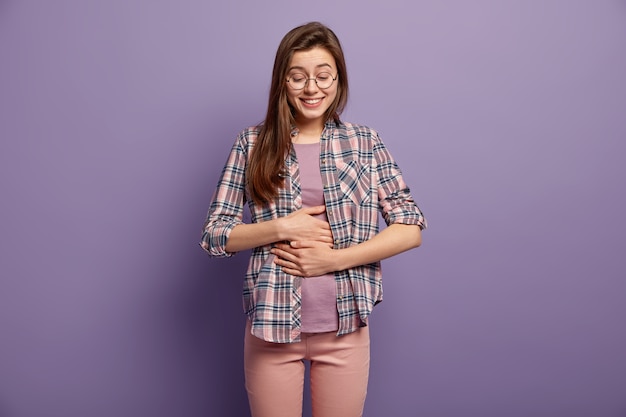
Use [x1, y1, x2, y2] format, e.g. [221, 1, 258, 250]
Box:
[278, 205, 334, 247]
[223, 205, 334, 253]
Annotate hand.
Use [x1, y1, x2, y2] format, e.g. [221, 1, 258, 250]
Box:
[271, 241, 338, 277]
[279, 205, 334, 247]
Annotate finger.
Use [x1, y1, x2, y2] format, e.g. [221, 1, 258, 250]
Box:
[289, 240, 327, 249]
[272, 256, 291, 267]
[280, 266, 304, 277]
[301, 205, 326, 215]
[271, 247, 299, 261]
[319, 230, 333, 238]
[273, 257, 302, 273]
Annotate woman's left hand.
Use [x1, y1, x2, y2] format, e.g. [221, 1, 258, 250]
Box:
[271, 241, 338, 277]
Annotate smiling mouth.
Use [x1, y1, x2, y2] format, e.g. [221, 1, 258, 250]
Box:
[302, 98, 323, 105]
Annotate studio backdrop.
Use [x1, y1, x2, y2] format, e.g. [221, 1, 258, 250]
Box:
[1, 1, 625, 416]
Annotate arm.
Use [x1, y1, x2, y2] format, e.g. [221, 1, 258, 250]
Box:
[224, 205, 334, 253]
[333, 223, 421, 269]
[201, 130, 335, 257]
[271, 223, 421, 277]
[271, 127, 426, 275]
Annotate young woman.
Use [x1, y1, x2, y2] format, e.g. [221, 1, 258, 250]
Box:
[201, 21, 426, 417]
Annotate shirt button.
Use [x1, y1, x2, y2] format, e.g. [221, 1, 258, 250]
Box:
[321, 158, 326, 164]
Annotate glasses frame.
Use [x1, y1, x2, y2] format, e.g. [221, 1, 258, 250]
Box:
[286, 72, 338, 91]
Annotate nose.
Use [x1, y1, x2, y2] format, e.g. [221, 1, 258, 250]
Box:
[303, 78, 319, 94]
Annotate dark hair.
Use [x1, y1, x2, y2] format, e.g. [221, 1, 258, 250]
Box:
[247, 21, 349, 204]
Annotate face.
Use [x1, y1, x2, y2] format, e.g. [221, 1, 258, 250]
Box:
[285, 47, 339, 128]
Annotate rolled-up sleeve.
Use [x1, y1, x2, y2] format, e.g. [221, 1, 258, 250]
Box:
[372, 132, 427, 230]
[200, 134, 249, 257]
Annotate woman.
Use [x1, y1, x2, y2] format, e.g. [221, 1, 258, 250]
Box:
[201, 21, 426, 417]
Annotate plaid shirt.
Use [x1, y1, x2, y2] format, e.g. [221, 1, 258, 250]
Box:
[201, 120, 426, 343]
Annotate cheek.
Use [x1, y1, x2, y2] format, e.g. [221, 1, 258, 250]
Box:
[327, 86, 339, 106]
[286, 91, 299, 107]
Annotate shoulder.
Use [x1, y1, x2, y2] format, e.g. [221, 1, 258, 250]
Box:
[330, 121, 384, 152]
[237, 125, 262, 142]
[232, 125, 263, 151]
[334, 121, 380, 139]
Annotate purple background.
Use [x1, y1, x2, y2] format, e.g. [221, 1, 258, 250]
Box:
[1, 1, 625, 416]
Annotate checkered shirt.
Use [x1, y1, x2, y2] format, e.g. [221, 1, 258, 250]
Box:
[200, 120, 426, 343]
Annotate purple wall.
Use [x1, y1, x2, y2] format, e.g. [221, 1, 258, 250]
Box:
[1, 1, 625, 416]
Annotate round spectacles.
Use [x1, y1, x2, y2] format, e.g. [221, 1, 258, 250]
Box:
[286, 72, 337, 90]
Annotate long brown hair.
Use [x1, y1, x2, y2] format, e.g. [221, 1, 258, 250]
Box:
[247, 22, 349, 204]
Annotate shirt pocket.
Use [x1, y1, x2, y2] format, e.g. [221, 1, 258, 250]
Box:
[336, 160, 371, 206]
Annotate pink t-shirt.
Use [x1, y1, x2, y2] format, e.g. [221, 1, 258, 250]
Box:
[293, 142, 339, 333]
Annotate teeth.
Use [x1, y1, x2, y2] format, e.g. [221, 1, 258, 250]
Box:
[303, 99, 321, 104]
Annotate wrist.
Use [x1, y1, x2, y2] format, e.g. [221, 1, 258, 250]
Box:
[333, 248, 350, 271]
[274, 217, 287, 241]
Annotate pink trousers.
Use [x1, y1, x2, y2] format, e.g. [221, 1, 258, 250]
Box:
[244, 322, 370, 417]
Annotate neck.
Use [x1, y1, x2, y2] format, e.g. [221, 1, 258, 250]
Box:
[291, 130, 320, 144]
[295, 117, 325, 135]
[292, 119, 325, 144]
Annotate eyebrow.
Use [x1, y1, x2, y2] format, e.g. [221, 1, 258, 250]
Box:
[288, 63, 333, 72]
